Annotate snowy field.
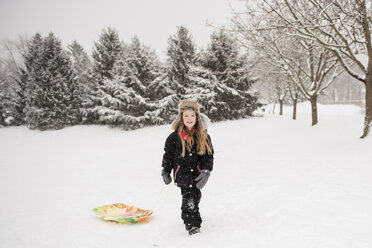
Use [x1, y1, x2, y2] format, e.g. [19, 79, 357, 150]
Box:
[0, 103, 371, 248]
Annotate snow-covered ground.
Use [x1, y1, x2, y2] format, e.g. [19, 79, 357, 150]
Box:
[0, 103, 371, 248]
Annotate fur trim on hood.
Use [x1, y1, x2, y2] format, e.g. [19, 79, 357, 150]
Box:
[171, 99, 209, 130]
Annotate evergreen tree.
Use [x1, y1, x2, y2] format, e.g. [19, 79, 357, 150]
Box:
[67, 40, 94, 123]
[90, 34, 174, 128]
[183, 65, 255, 121]
[183, 65, 219, 119]
[166, 26, 196, 95]
[150, 92, 179, 124]
[90, 59, 159, 129]
[200, 30, 261, 120]
[92, 28, 123, 80]
[23, 33, 79, 130]
[146, 26, 198, 124]
[125, 36, 175, 124]
[87, 28, 125, 124]
[203, 30, 252, 91]
[112, 52, 147, 97]
[68, 40, 92, 76]
[126, 36, 161, 88]
[147, 66, 172, 101]
[146, 67, 179, 124]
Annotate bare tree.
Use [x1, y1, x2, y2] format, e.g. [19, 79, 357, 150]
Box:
[231, 5, 341, 125]
[258, 0, 372, 137]
[283, 39, 341, 125]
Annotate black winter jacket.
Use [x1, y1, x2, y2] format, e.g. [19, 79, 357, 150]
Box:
[162, 130, 214, 188]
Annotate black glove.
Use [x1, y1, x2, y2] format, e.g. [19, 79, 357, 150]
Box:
[195, 170, 210, 189]
[161, 170, 172, 185]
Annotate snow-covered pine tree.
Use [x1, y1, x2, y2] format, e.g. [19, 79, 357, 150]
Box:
[68, 41, 92, 77]
[184, 65, 254, 122]
[22, 33, 43, 127]
[166, 26, 196, 95]
[146, 67, 179, 124]
[125, 36, 177, 125]
[91, 56, 161, 129]
[184, 65, 219, 118]
[86, 28, 127, 124]
[67, 40, 94, 124]
[126, 36, 161, 88]
[92, 28, 123, 81]
[200, 30, 261, 120]
[147, 66, 173, 101]
[90, 34, 165, 129]
[23, 33, 79, 130]
[145, 26, 198, 124]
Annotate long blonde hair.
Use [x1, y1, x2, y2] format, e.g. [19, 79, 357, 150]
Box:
[178, 109, 213, 157]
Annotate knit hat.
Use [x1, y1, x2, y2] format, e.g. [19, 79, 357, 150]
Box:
[172, 99, 208, 130]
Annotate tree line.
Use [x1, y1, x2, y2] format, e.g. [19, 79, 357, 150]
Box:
[0, 26, 261, 130]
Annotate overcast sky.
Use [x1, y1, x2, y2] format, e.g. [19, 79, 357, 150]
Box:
[0, 0, 239, 60]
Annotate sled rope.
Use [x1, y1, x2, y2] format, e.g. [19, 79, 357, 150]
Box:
[151, 184, 165, 211]
[152, 183, 172, 213]
[159, 183, 172, 211]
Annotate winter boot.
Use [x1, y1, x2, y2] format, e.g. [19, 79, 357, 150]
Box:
[188, 226, 200, 235]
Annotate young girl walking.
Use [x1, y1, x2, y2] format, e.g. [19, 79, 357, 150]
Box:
[161, 99, 214, 235]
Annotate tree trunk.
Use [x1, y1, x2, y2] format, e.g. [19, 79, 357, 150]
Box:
[279, 100, 283, 116]
[361, 71, 372, 138]
[310, 96, 318, 126]
[292, 99, 297, 120]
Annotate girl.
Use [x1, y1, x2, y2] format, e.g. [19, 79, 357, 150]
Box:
[161, 99, 214, 235]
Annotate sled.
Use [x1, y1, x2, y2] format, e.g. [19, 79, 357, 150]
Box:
[93, 203, 153, 224]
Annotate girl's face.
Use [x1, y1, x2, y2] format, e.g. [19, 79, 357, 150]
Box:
[182, 110, 197, 130]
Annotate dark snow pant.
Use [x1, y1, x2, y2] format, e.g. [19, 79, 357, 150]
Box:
[181, 187, 202, 230]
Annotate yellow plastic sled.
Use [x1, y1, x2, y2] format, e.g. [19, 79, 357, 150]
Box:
[93, 203, 153, 224]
